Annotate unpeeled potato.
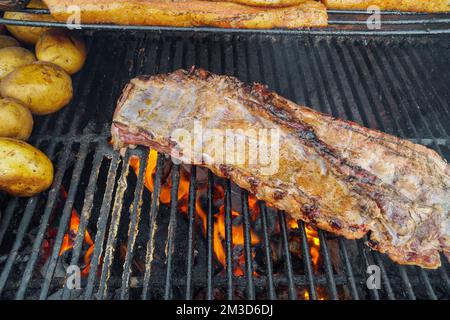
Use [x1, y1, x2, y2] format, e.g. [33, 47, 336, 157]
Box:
[4, 0, 55, 45]
[0, 138, 54, 197]
[0, 35, 21, 49]
[0, 98, 33, 140]
[0, 46, 36, 79]
[0, 61, 73, 115]
[36, 29, 87, 75]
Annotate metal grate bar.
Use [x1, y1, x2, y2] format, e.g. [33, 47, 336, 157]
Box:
[2, 90, 82, 297]
[206, 171, 214, 300]
[96, 152, 131, 300]
[1, 9, 450, 35]
[439, 259, 450, 294]
[419, 269, 438, 300]
[344, 44, 397, 134]
[163, 164, 181, 300]
[389, 47, 449, 138]
[278, 212, 296, 300]
[372, 47, 442, 143]
[39, 141, 90, 300]
[241, 190, 255, 300]
[357, 239, 380, 300]
[398, 48, 450, 137]
[410, 49, 450, 123]
[0, 198, 18, 247]
[259, 202, 276, 300]
[357, 46, 410, 137]
[330, 40, 381, 129]
[398, 266, 416, 300]
[338, 238, 360, 300]
[322, 40, 366, 123]
[371, 252, 395, 300]
[84, 152, 120, 300]
[16, 51, 100, 299]
[299, 221, 317, 300]
[0, 71, 85, 297]
[279, 39, 305, 104]
[121, 151, 149, 300]
[318, 231, 338, 299]
[224, 180, 233, 300]
[141, 153, 165, 300]
[0, 197, 39, 296]
[15, 144, 73, 300]
[185, 166, 197, 300]
[308, 39, 343, 116]
[61, 148, 104, 300]
[9, 7, 450, 17]
[297, 40, 328, 113]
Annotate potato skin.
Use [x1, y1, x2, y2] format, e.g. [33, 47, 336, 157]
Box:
[0, 98, 33, 140]
[0, 138, 54, 197]
[4, 0, 55, 45]
[0, 47, 36, 79]
[36, 30, 87, 75]
[0, 62, 73, 115]
[0, 35, 20, 49]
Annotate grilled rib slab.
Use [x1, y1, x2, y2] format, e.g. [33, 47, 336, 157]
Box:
[42, 0, 328, 29]
[111, 68, 450, 269]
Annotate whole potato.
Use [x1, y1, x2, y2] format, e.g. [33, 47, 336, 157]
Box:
[4, 0, 55, 45]
[0, 98, 33, 140]
[0, 62, 73, 115]
[0, 47, 36, 79]
[0, 138, 54, 197]
[0, 35, 20, 49]
[36, 30, 87, 75]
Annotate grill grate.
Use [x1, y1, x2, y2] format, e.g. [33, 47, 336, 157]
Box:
[1, 7, 450, 35]
[0, 32, 449, 300]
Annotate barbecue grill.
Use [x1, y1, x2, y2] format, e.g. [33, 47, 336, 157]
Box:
[0, 7, 449, 301]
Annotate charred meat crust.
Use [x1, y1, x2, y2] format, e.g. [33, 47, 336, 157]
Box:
[111, 68, 450, 269]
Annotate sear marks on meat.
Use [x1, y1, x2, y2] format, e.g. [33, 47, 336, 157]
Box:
[111, 68, 450, 269]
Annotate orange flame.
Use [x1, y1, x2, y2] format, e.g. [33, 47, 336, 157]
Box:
[130, 152, 323, 289]
[130, 151, 261, 276]
[59, 187, 95, 277]
[288, 219, 320, 268]
[288, 219, 323, 300]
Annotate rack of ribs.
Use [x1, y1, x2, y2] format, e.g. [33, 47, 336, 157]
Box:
[111, 68, 450, 269]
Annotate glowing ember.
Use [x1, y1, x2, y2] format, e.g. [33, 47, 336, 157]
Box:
[288, 219, 320, 268]
[130, 151, 325, 293]
[214, 205, 260, 274]
[130, 152, 261, 276]
[59, 187, 95, 277]
[288, 218, 324, 300]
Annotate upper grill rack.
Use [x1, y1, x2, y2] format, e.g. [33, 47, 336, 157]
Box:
[1, 7, 450, 35]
